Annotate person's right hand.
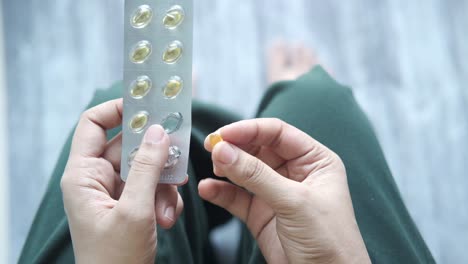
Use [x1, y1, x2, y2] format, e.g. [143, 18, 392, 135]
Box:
[199, 118, 370, 264]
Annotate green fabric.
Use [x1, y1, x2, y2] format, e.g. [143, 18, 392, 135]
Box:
[19, 66, 434, 264]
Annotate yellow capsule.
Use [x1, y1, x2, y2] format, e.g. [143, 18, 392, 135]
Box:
[163, 5, 185, 29]
[131, 5, 153, 28]
[165, 145, 182, 169]
[130, 41, 152, 64]
[163, 76, 183, 99]
[161, 112, 183, 134]
[209, 134, 223, 148]
[163, 41, 183, 64]
[129, 112, 149, 133]
[130, 76, 152, 99]
[127, 148, 139, 167]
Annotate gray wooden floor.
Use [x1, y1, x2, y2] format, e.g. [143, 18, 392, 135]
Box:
[3, 0, 468, 262]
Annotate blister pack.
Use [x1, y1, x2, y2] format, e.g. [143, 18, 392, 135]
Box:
[121, 0, 193, 184]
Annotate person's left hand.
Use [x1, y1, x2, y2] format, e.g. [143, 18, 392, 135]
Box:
[61, 99, 184, 264]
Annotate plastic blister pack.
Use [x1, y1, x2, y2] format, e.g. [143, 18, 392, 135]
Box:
[121, 0, 193, 184]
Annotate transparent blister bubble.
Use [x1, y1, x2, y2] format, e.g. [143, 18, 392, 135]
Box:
[131, 5, 153, 28]
[127, 146, 182, 170]
[163, 76, 183, 99]
[130, 75, 152, 99]
[130, 40, 152, 64]
[165, 146, 182, 169]
[163, 5, 185, 29]
[161, 112, 183, 134]
[127, 147, 139, 167]
[163, 41, 183, 64]
[129, 111, 149, 133]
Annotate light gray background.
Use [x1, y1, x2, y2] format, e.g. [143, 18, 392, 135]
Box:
[0, 1, 9, 262]
[3, 0, 468, 262]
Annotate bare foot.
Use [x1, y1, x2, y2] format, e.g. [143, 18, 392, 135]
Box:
[267, 41, 320, 84]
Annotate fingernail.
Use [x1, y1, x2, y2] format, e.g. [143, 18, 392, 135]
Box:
[164, 206, 175, 222]
[218, 143, 238, 165]
[144, 125, 165, 144]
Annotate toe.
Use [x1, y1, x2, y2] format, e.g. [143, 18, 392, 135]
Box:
[267, 40, 290, 84]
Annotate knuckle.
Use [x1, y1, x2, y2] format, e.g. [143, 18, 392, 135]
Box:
[81, 107, 98, 123]
[325, 151, 346, 173]
[242, 158, 264, 186]
[266, 118, 285, 148]
[132, 153, 159, 172]
[269, 117, 283, 126]
[330, 152, 341, 163]
[78, 113, 87, 124]
[60, 163, 80, 192]
[116, 203, 154, 224]
[333, 153, 345, 168]
[60, 174, 71, 192]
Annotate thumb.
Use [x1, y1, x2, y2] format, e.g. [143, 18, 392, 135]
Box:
[120, 125, 170, 208]
[212, 142, 297, 208]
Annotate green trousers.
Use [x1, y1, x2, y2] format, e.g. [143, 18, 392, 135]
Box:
[19, 67, 435, 263]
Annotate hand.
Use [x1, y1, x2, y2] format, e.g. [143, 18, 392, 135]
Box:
[199, 118, 370, 264]
[61, 99, 184, 264]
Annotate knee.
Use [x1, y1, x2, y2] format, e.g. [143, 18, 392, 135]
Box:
[298, 66, 354, 104]
[258, 66, 369, 141]
[261, 65, 356, 117]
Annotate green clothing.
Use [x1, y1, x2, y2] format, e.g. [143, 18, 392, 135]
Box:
[19, 66, 435, 263]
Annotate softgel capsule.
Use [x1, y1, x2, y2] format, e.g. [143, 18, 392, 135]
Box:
[121, 0, 193, 184]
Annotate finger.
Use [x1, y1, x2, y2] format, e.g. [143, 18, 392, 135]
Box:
[198, 178, 252, 222]
[198, 179, 274, 239]
[206, 133, 287, 172]
[102, 133, 122, 172]
[119, 125, 170, 209]
[239, 144, 286, 172]
[211, 141, 297, 209]
[174, 175, 189, 187]
[155, 185, 181, 229]
[175, 193, 184, 219]
[207, 118, 328, 163]
[71, 99, 123, 158]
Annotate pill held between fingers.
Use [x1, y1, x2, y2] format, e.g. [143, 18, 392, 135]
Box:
[209, 134, 223, 148]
